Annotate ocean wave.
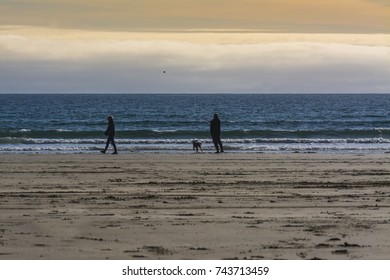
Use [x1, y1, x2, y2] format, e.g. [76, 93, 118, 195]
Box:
[2, 137, 390, 145]
[1, 137, 390, 145]
[1, 137, 390, 154]
[2, 128, 390, 139]
[1, 144, 390, 153]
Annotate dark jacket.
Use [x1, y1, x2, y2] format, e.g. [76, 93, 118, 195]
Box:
[105, 120, 115, 137]
[210, 117, 221, 137]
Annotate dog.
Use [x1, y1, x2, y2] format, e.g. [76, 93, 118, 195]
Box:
[192, 140, 202, 153]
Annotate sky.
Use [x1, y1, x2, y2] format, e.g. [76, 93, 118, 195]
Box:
[0, 0, 389, 93]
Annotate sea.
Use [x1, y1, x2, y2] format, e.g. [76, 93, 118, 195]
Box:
[1, 94, 390, 154]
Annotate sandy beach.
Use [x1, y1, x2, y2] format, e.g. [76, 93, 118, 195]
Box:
[1, 153, 390, 260]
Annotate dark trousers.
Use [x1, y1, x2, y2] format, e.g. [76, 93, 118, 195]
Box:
[104, 136, 117, 152]
[212, 135, 223, 153]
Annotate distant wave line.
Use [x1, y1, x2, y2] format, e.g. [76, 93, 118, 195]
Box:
[2, 128, 390, 139]
[2, 137, 390, 145]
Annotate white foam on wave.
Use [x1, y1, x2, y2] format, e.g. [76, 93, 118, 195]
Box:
[1, 140, 390, 154]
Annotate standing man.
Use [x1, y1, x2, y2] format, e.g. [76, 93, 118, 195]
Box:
[210, 113, 224, 153]
[101, 115, 118, 154]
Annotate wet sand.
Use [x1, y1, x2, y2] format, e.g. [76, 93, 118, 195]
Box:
[1, 153, 390, 259]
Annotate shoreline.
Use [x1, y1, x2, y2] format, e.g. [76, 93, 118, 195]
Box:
[2, 148, 390, 155]
[1, 153, 390, 259]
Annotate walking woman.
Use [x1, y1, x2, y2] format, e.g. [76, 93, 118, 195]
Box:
[101, 115, 118, 154]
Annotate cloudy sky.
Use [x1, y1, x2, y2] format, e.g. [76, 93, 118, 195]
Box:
[0, 0, 389, 93]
